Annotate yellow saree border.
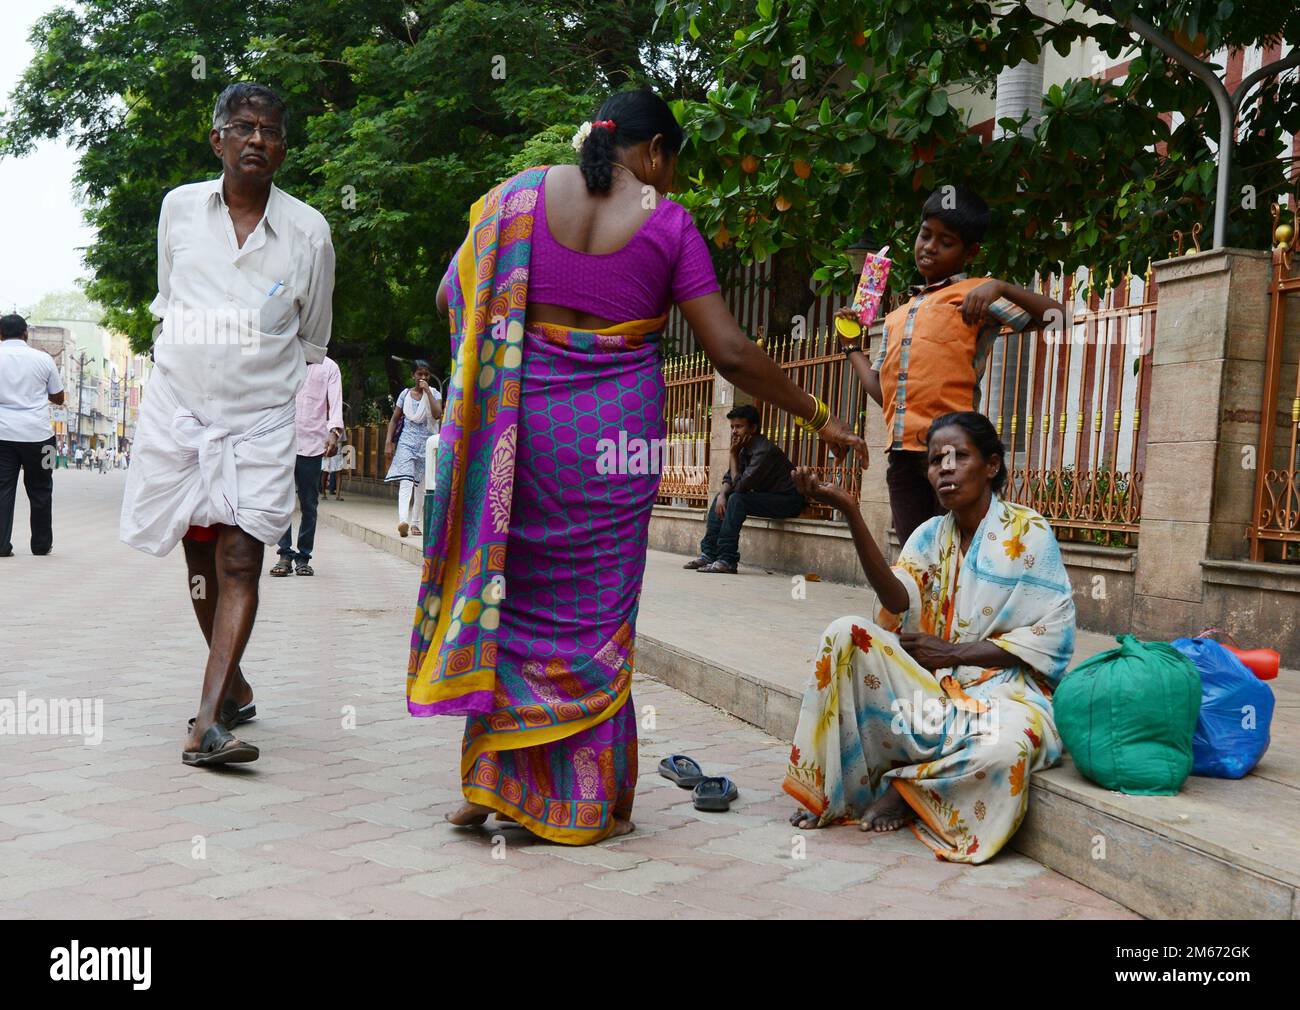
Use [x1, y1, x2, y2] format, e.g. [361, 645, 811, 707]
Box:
[459, 663, 634, 845]
[892, 778, 961, 857]
[459, 666, 633, 779]
[412, 194, 492, 705]
[463, 785, 620, 846]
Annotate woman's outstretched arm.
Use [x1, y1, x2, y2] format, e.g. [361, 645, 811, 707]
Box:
[677, 292, 868, 463]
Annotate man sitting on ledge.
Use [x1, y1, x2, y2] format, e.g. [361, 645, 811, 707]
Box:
[685, 404, 806, 574]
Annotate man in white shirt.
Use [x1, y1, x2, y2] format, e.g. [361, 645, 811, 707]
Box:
[0, 314, 64, 557]
[120, 82, 335, 767]
[271, 353, 343, 577]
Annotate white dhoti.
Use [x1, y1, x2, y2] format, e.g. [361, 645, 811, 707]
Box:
[120, 370, 297, 556]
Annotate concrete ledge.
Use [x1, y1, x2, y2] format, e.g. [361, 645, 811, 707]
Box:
[1202, 558, 1300, 594]
[1059, 542, 1137, 572]
[1015, 775, 1295, 920]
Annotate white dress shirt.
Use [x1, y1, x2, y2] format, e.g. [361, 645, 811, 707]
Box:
[0, 338, 63, 442]
[149, 176, 335, 432]
[121, 176, 334, 556]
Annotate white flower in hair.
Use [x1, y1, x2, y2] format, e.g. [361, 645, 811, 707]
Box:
[571, 121, 592, 151]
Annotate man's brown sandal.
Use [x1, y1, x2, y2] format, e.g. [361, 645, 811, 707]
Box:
[182, 725, 259, 767]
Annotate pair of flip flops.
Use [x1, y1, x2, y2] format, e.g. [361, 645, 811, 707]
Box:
[658, 755, 739, 812]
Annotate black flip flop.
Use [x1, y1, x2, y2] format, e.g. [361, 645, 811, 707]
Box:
[658, 754, 706, 789]
[187, 699, 256, 732]
[692, 776, 739, 812]
[182, 724, 259, 767]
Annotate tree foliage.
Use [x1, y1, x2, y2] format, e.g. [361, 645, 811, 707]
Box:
[659, 0, 1299, 331]
[1, 0, 684, 410]
[4, 0, 1297, 396]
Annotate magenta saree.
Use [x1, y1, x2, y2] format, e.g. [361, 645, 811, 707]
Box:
[407, 166, 666, 844]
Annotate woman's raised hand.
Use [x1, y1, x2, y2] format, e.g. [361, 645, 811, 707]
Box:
[792, 466, 856, 511]
[816, 414, 869, 469]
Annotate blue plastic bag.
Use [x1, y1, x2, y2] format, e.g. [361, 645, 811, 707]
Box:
[1170, 637, 1275, 778]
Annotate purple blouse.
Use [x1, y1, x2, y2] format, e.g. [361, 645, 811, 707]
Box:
[528, 167, 720, 322]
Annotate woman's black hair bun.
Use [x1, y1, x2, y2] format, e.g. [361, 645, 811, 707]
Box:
[577, 89, 685, 194]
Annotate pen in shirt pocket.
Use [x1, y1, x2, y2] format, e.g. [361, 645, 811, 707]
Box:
[266, 280, 285, 297]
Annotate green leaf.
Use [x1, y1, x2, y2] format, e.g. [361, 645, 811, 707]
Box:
[926, 91, 948, 117]
[700, 117, 726, 142]
[818, 96, 832, 125]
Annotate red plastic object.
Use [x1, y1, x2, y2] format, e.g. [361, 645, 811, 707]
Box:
[1221, 644, 1280, 681]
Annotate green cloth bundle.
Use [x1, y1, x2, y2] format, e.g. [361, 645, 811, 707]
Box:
[1054, 634, 1202, 795]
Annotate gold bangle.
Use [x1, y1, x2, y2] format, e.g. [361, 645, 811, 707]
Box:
[794, 395, 816, 432]
[795, 395, 830, 433]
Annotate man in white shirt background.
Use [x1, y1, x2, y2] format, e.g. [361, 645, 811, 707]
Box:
[271, 353, 343, 577]
[119, 82, 335, 767]
[0, 314, 64, 558]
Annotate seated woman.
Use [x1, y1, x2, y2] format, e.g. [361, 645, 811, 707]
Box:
[783, 411, 1075, 863]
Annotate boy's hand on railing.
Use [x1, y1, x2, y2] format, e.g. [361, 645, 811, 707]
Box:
[960, 279, 1004, 326]
[792, 466, 856, 512]
[816, 414, 869, 469]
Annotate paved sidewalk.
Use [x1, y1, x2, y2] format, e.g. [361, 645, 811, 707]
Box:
[0, 472, 1133, 918]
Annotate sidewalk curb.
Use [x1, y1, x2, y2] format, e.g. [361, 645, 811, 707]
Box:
[321, 510, 425, 568]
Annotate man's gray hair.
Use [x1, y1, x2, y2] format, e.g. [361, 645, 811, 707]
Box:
[212, 82, 289, 136]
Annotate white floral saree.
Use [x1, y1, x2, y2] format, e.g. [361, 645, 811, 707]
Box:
[783, 497, 1076, 863]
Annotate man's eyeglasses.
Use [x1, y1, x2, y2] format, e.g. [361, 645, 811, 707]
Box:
[219, 121, 285, 144]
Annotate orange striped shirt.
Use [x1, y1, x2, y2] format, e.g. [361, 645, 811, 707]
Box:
[871, 274, 1031, 451]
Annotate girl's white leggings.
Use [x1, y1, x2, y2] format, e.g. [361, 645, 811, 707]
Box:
[397, 479, 423, 525]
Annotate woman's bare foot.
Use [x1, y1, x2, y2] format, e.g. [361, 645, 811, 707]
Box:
[446, 802, 493, 826]
[859, 788, 916, 832]
[789, 808, 822, 830]
[608, 819, 635, 838]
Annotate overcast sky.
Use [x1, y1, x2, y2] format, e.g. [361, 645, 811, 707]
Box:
[0, 0, 99, 314]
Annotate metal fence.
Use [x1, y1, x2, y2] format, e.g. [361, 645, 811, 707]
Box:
[755, 328, 868, 519]
[657, 262, 1159, 543]
[982, 267, 1158, 548]
[1249, 211, 1300, 562]
[659, 353, 714, 507]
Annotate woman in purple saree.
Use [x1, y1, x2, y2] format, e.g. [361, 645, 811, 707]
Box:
[410, 89, 866, 844]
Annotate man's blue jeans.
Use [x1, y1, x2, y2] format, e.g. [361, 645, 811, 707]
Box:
[699, 489, 806, 566]
[277, 453, 324, 563]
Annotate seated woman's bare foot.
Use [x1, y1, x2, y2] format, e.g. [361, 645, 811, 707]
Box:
[446, 802, 493, 826]
[789, 807, 822, 830]
[859, 788, 916, 832]
[608, 819, 634, 838]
